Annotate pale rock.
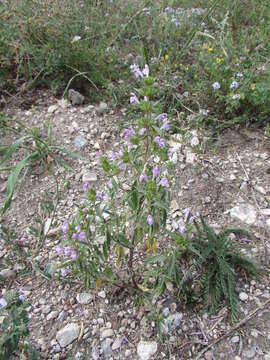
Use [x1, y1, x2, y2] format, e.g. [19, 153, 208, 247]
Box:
[68, 89, 85, 106]
[101, 328, 114, 339]
[231, 335, 240, 343]
[230, 203, 259, 226]
[94, 142, 100, 150]
[230, 174, 236, 181]
[73, 135, 87, 149]
[137, 341, 158, 360]
[58, 99, 69, 109]
[82, 171, 98, 183]
[76, 292, 93, 305]
[96, 102, 108, 115]
[239, 292, 248, 302]
[47, 311, 58, 321]
[48, 105, 58, 114]
[98, 290, 106, 299]
[112, 336, 122, 350]
[102, 338, 113, 359]
[56, 323, 80, 347]
[255, 185, 266, 195]
[0, 269, 16, 280]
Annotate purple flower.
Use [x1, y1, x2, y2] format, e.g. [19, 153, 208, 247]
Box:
[108, 179, 113, 189]
[61, 268, 69, 277]
[124, 127, 135, 140]
[162, 120, 170, 131]
[189, 233, 194, 240]
[70, 251, 77, 261]
[78, 232, 86, 242]
[82, 208, 88, 214]
[119, 163, 127, 172]
[72, 233, 78, 241]
[130, 63, 143, 78]
[154, 136, 166, 148]
[212, 82, 221, 90]
[162, 307, 170, 317]
[139, 171, 148, 182]
[18, 290, 24, 302]
[178, 222, 186, 235]
[0, 298, 7, 308]
[130, 92, 140, 105]
[96, 191, 103, 201]
[62, 221, 69, 235]
[147, 215, 154, 226]
[107, 151, 116, 161]
[159, 178, 169, 188]
[189, 216, 194, 225]
[64, 247, 72, 257]
[75, 225, 81, 232]
[57, 246, 64, 256]
[139, 128, 146, 136]
[236, 72, 243, 78]
[142, 64, 149, 77]
[155, 113, 167, 121]
[184, 208, 191, 222]
[83, 181, 90, 190]
[152, 166, 160, 180]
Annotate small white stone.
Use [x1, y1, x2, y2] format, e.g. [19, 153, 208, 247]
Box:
[48, 105, 58, 114]
[101, 328, 114, 339]
[76, 292, 93, 305]
[98, 290, 106, 299]
[137, 341, 158, 360]
[239, 292, 248, 302]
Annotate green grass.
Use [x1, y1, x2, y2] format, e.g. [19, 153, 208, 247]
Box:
[1, 0, 269, 127]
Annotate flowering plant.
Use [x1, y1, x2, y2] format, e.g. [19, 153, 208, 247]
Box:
[57, 64, 194, 295]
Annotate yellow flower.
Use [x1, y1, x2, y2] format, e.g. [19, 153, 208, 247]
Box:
[250, 83, 256, 91]
[208, 47, 213, 53]
[165, 54, 169, 61]
[185, 66, 189, 71]
[216, 57, 224, 63]
[179, 63, 183, 69]
[46, 27, 51, 33]
[174, 63, 178, 69]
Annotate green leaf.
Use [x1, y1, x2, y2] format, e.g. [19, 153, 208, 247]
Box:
[103, 267, 115, 282]
[0, 135, 30, 166]
[116, 233, 131, 248]
[1, 154, 34, 217]
[146, 254, 167, 264]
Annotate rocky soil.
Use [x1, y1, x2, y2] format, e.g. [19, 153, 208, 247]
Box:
[0, 91, 270, 360]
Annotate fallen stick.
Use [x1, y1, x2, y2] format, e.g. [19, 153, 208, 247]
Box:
[195, 298, 270, 360]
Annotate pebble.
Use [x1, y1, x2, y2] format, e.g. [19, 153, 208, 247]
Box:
[76, 292, 93, 305]
[68, 89, 85, 105]
[47, 311, 58, 321]
[56, 323, 80, 347]
[0, 268, 16, 280]
[98, 290, 106, 299]
[82, 171, 98, 184]
[239, 292, 248, 301]
[48, 105, 58, 114]
[112, 336, 122, 350]
[96, 102, 108, 115]
[101, 328, 114, 339]
[137, 341, 158, 360]
[73, 135, 87, 149]
[231, 335, 240, 343]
